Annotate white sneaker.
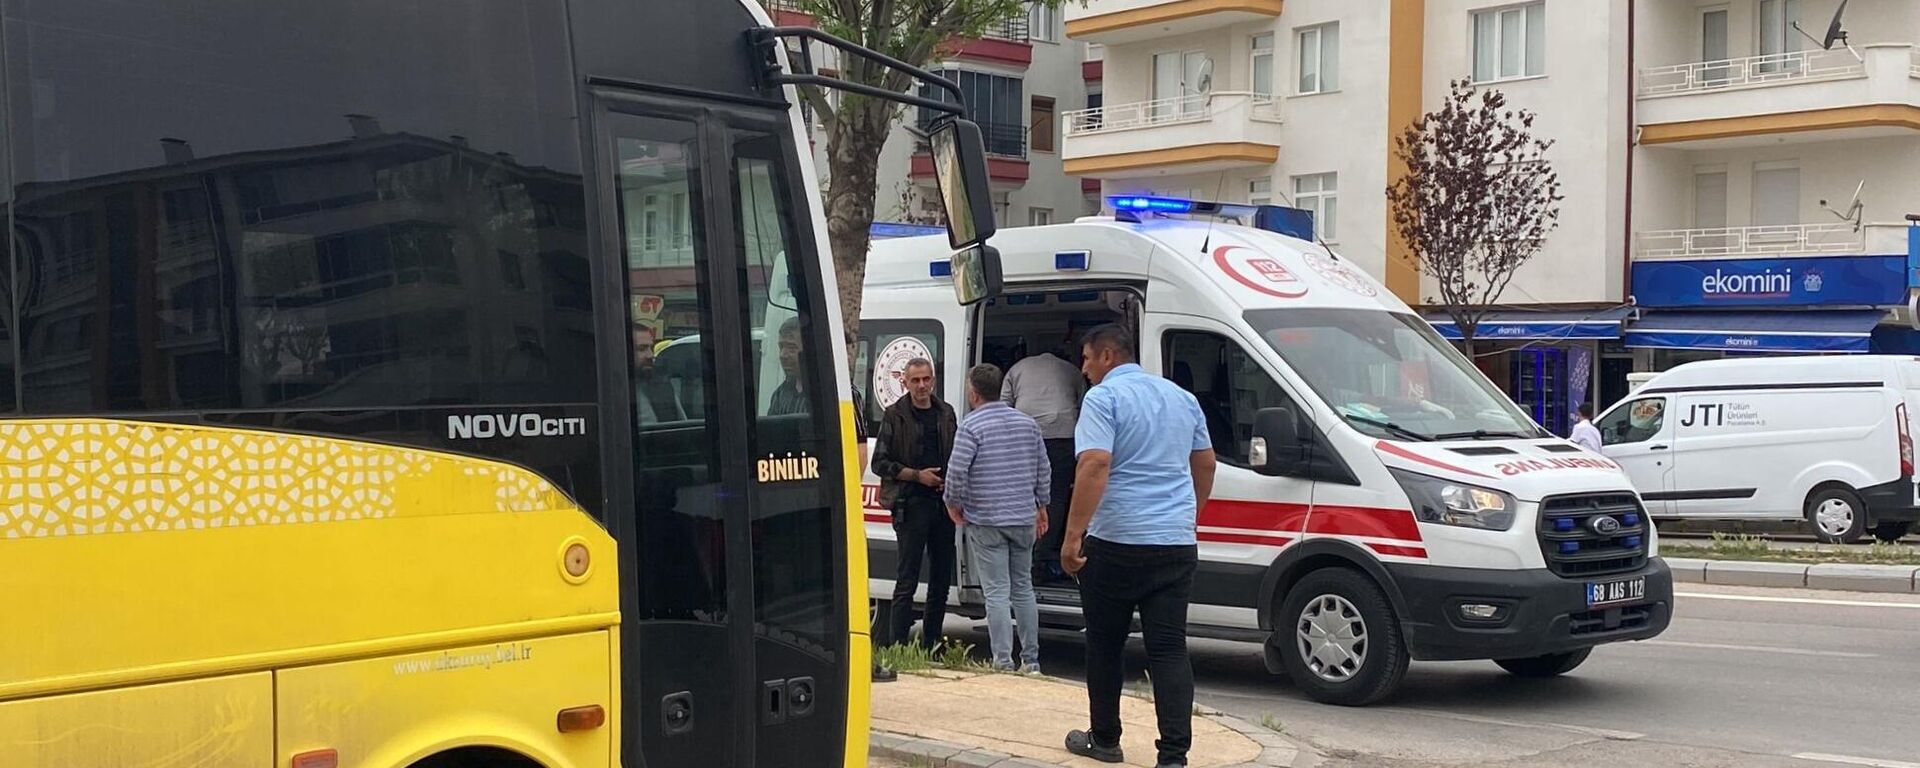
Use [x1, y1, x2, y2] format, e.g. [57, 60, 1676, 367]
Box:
[1019, 664, 1043, 677]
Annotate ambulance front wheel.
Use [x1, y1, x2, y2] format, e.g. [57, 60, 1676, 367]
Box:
[1274, 567, 1409, 707]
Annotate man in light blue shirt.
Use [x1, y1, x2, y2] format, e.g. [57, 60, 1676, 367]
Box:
[1061, 324, 1215, 768]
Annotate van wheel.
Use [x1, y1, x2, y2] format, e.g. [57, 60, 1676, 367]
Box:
[1872, 521, 1914, 543]
[1494, 648, 1591, 678]
[1275, 568, 1408, 707]
[1806, 486, 1867, 544]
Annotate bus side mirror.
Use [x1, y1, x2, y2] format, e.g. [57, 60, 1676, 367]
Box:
[1250, 405, 1306, 477]
[950, 243, 1003, 306]
[928, 119, 998, 250]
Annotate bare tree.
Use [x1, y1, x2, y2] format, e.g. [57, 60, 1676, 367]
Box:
[1386, 80, 1563, 350]
[793, 0, 1059, 355]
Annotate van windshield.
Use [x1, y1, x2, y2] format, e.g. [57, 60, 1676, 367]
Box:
[1245, 308, 1544, 441]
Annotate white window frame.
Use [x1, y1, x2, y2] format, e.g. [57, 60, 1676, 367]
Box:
[1030, 2, 1059, 44]
[1249, 177, 1273, 207]
[1292, 172, 1337, 242]
[1085, 43, 1105, 62]
[1251, 33, 1275, 100]
[1295, 23, 1339, 95]
[1471, 3, 1546, 84]
[1029, 207, 1054, 226]
[1151, 49, 1209, 120]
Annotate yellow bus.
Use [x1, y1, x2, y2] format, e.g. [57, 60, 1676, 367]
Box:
[0, 1, 1000, 766]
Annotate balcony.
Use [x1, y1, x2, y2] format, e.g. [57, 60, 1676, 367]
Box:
[1065, 0, 1284, 46]
[1061, 92, 1281, 178]
[1637, 44, 1920, 148]
[1633, 222, 1910, 261]
[943, 15, 1033, 66]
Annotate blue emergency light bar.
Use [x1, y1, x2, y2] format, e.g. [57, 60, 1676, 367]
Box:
[1109, 196, 1196, 213]
[1106, 195, 1315, 243]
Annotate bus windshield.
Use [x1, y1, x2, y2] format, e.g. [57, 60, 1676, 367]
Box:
[1246, 308, 1544, 441]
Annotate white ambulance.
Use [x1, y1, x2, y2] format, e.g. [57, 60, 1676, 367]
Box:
[858, 197, 1672, 706]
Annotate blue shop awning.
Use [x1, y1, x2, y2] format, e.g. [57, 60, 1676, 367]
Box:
[1623, 309, 1885, 353]
[1423, 306, 1633, 341]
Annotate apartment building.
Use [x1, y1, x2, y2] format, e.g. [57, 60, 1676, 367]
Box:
[1063, 0, 1920, 432]
[769, 1, 1099, 236]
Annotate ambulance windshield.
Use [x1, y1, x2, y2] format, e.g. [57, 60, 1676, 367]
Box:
[1247, 308, 1544, 441]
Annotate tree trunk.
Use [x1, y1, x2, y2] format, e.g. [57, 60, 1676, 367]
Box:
[822, 99, 897, 369]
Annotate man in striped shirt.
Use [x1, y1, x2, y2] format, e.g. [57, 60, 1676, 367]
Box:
[944, 363, 1050, 673]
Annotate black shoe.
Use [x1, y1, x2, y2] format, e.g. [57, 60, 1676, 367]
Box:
[872, 664, 897, 683]
[1065, 730, 1124, 764]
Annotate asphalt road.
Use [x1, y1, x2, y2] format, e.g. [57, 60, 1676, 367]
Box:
[941, 583, 1920, 767]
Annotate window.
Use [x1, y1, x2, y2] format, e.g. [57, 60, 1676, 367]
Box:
[1030, 2, 1059, 43]
[1700, 7, 1730, 84]
[1751, 162, 1800, 226]
[1598, 397, 1668, 446]
[734, 128, 839, 656]
[1251, 33, 1275, 98]
[1086, 43, 1105, 62]
[1152, 50, 1208, 120]
[918, 70, 1026, 157]
[6, 0, 591, 419]
[1030, 96, 1057, 153]
[1472, 3, 1545, 82]
[1757, 0, 1801, 73]
[615, 115, 725, 623]
[858, 321, 945, 438]
[1292, 173, 1337, 241]
[1296, 24, 1339, 94]
[1165, 330, 1297, 466]
[1693, 170, 1728, 229]
[1249, 177, 1272, 206]
[1030, 207, 1053, 226]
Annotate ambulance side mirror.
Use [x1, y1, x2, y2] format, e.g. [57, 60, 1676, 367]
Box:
[1250, 405, 1307, 477]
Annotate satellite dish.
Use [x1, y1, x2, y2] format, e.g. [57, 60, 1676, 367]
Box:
[1822, 0, 1851, 50]
[1194, 57, 1214, 95]
[1793, 0, 1851, 52]
[1819, 179, 1865, 232]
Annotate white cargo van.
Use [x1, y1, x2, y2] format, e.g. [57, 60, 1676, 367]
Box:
[1594, 356, 1920, 544]
[858, 198, 1671, 706]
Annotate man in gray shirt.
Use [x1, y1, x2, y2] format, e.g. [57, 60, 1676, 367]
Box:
[1004, 347, 1085, 581]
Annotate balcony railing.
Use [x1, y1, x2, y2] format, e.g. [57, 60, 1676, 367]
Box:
[764, 0, 806, 12]
[1063, 92, 1280, 137]
[1639, 48, 1864, 97]
[979, 15, 1030, 43]
[1911, 46, 1920, 77]
[1634, 222, 1863, 260]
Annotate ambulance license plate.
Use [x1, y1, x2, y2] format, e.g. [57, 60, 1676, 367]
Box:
[1586, 576, 1645, 608]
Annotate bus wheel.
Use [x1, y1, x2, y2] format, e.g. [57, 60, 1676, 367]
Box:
[1276, 568, 1408, 707]
[410, 747, 542, 768]
[1806, 486, 1867, 544]
[1494, 648, 1591, 678]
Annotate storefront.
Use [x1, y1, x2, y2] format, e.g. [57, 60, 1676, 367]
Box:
[1625, 251, 1918, 371]
[1423, 307, 1634, 437]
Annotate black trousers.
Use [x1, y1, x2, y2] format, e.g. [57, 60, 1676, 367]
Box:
[1035, 438, 1076, 566]
[1079, 537, 1198, 766]
[887, 494, 955, 649]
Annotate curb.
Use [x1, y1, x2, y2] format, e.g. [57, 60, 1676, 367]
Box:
[1666, 557, 1920, 593]
[870, 707, 1317, 768]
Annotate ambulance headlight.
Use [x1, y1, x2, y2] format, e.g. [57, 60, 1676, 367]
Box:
[1388, 469, 1516, 531]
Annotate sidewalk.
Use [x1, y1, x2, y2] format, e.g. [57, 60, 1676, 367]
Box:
[869, 669, 1311, 768]
[1665, 557, 1920, 593]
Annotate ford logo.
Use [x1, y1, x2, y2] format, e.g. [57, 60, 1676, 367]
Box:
[1588, 515, 1623, 535]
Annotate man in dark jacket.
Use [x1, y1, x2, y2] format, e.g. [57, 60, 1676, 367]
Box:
[869, 357, 958, 650]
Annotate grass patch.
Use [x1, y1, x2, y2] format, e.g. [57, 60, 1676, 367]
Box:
[874, 638, 991, 674]
[1261, 713, 1287, 734]
[1662, 532, 1920, 566]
